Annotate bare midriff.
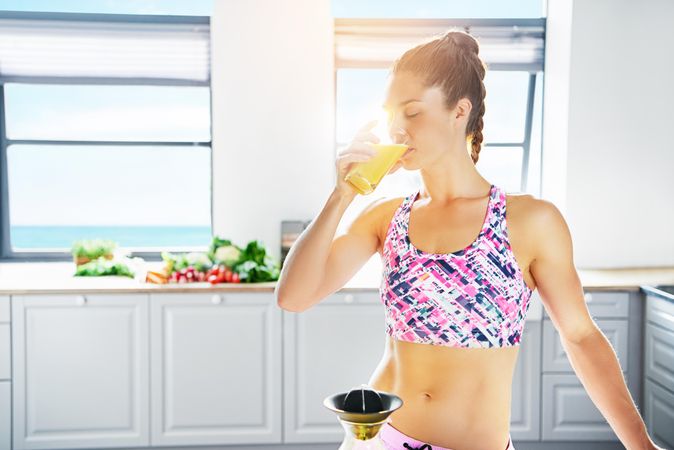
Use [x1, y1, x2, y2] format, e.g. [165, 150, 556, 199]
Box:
[369, 335, 520, 450]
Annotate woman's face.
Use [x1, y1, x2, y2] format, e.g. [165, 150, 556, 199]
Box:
[382, 71, 470, 169]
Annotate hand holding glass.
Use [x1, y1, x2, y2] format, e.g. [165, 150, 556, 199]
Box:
[344, 119, 408, 195]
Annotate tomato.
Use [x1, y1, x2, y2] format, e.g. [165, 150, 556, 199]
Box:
[216, 272, 227, 283]
[231, 272, 240, 283]
[224, 270, 232, 282]
[208, 274, 219, 285]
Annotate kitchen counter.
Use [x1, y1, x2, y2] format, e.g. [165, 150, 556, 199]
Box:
[641, 284, 674, 303]
[1, 261, 674, 294]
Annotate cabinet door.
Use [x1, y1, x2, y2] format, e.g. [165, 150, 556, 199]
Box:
[644, 379, 674, 449]
[542, 374, 619, 441]
[509, 320, 541, 441]
[283, 292, 386, 443]
[12, 294, 149, 450]
[542, 319, 628, 373]
[644, 323, 674, 391]
[150, 292, 282, 446]
[0, 381, 10, 450]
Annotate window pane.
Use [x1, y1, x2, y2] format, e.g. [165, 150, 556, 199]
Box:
[7, 144, 211, 250]
[336, 69, 389, 144]
[482, 71, 530, 143]
[4, 84, 211, 142]
[332, 0, 545, 18]
[0, 0, 213, 16]
[476, 146, 523, 192]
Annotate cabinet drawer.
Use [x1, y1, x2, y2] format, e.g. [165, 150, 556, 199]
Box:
[544, 291, 629, 319]
[542, 374, 618, 441]
[646, 295, 674, 330]
[542, 319, 628, 373]
[645, 323, 674, 391]
[0, 324, 9, 380]
[644, 379, 674, 449]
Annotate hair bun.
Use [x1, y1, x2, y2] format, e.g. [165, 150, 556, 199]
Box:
[444, 30, 479, 56]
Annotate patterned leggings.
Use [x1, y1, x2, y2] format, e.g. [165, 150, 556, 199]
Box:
[379, 421, 515, 450]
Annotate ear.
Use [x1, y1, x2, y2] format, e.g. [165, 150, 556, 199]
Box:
[454, 97, 472, 120]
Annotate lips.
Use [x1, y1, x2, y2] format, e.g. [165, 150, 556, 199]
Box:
[403, 147, 415, 157]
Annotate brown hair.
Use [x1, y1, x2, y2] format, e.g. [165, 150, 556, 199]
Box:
[391, 30, 487, 164]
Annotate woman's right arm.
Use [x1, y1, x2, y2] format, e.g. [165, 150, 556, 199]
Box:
[275, 188, 383, 312]
[275, 121, 400, 312]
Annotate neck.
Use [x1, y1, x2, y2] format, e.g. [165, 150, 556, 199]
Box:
[418, 140, 491, 204]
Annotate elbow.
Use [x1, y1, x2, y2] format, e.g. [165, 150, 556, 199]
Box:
[274, 286, 309, 313]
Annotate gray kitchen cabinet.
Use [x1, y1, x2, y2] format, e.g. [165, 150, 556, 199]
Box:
[509, 319, 542, 441]
[643, 294, 674, 449]
[11, 294, 150, 450]
[644, 379, 674, 449]
[541, 290, 641, 442]
[542, 374, 622, 441]
[282, 291, 386, 443]
[0, 295, 10, 450]
[149, 292, 282, 446]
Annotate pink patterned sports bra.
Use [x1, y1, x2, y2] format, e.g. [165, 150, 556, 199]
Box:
[380, 184, 533, 348]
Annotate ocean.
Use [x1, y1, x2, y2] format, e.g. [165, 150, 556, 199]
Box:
[11, 225, 213, 250]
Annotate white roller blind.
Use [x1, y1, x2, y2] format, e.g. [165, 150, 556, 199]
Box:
[0, 14, 210, 81]
[335, 19, 545, 70]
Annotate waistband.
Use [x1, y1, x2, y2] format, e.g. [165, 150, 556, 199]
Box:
[379, 421, 514, 450]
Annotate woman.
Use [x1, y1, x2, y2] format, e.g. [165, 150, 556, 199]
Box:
[275, 31, 661, 450]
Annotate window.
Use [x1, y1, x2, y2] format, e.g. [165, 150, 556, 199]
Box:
[334, 18, 545, 235]
[332, 0, 545, 19]
[0, 0, 214, 16]
[0, 11, 212, 260]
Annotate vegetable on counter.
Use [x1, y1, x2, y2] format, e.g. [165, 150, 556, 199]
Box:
[232, 240, 280, 283]
[71, 239, 117, 266]
[74, 257, 135, 278]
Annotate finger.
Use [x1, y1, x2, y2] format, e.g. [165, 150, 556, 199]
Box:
[338, 143, 377, 156]
[336, 154, 373, 165]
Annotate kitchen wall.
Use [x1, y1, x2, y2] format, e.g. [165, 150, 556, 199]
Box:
[210, 0, 335, 261]
[211, 0, 674, 271]
[561, 0, 674, 268]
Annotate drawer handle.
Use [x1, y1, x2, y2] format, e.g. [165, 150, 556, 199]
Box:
[76, 295, 87, 306]
[344, 294, 354, 304]
[211, 295, 222, 305]
[584, 292, 593, 303]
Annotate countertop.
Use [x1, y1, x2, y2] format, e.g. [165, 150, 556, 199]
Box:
[1, 261, 674, 295]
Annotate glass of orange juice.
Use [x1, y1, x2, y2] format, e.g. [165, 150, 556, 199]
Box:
[344, 119, 408, 195]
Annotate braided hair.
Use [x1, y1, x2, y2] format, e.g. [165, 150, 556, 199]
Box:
[391, 30, 487, 164]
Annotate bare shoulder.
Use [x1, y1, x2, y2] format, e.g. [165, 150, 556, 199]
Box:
[505, 192, 570, 254]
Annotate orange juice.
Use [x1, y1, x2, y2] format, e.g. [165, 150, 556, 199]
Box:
[344, 143, 408, 195]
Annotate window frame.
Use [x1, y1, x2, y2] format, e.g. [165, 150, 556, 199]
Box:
[0, 12, 213, 262]
[333, 18, 545, 197]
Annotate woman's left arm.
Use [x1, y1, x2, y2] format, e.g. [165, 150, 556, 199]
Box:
[527, 199, 663, 450]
